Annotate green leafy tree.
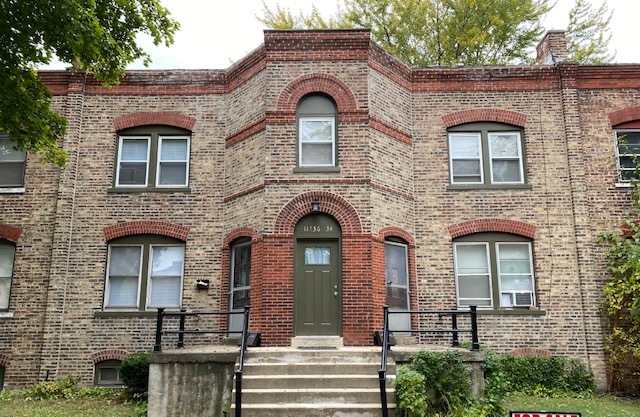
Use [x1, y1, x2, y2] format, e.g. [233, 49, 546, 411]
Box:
[259, 0, 552, 66]
[0, 0, 179, 166]
[566, 0, 615, 64]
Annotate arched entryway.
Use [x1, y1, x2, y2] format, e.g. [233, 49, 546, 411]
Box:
[293, 214, 342, 336]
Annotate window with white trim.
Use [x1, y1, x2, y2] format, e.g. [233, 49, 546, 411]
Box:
[297, 95, 337, 168]
[114, 126, 190, 189]
[448, 122, 526, 186]
[453, 233, 536, 309]
[104, 235, 185, 311]
[0, 240, 16, 311]
[615, 130, 640, 182]
[0, 135, 26, 188]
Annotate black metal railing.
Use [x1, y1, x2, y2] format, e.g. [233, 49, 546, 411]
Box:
[378, 305, 479, 417]
[153, 306, 250, 417]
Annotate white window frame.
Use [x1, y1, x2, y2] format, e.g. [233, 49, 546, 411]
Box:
[384, 240, 410, 310]
[115, 136, 150, 188]
[104, 244, 143, 309]
[299, 116, 336, 167]
[449, 132, 484, 184]
[0, 241, 16, 311]
[156, 135, 190, 188]
[615, 130, 640, 182]
[0, 134, 27, 188]
[496, 242, 535, 307]
[488, 132, 524, 184]
[453, 242, 493, 308]
[146, 244, 185, 309]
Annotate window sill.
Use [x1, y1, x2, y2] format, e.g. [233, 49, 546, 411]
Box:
[0, 311, 14, 318]
[94, 310, 159, 318]
[0, 187, 25, 194]
[107, 187, 191, 194]
[447, 183, 532, 191]
[615, 182, 633, 188]
[476, 308, 546, 316]
[293, 166, 341, 173]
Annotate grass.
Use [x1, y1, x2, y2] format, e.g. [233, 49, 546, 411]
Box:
[0, 397, 141, 417]
[504, 394, 640, 417]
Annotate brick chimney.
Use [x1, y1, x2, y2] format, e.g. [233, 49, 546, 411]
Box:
[536, 30, 569, 64]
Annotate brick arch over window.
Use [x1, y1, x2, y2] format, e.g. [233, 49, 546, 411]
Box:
[379, 227, 415, 245]
[0, 353, 9, 367]
[91, 349, 129, 364]
[275, 191, 362, 235]
[224, 227, 259, 246]
[0, 224, 22, 243]
[608, 106, 640, 126]
[103, 221, 190, 241]
[113, 112, 196, 132]
[277, 73, 359, 113]
[448, 219, 536, 239]
[441, 109, 527, 128]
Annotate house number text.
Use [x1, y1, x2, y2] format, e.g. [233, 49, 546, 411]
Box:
[303, 225, 333, 232]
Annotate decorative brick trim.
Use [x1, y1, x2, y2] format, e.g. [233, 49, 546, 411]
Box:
[370, 182, 414, 200]
[0, 353, 9, 367]
[225, 118, 266, 148]
[0, 224, 22, 243]
[223, 184, 266, 203]
[370, 116, 412, 144]
[223, 227, 259, 246]
[275, 191, 362, 235]
[413, 67, 560, 92]
[91, 349, 129, 363]
[608, 106, 640, 127]
[448, 219, 536, 239]
[441, 108, 527, 128]
[103, 221, 190, 241]
[277, 73, 359, 114]
[113, 112, 196, 131]
[379, 227, 415, 245]
[511, 347, 551, 357]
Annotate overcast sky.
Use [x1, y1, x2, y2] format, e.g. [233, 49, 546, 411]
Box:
[44, 0, 640, 70]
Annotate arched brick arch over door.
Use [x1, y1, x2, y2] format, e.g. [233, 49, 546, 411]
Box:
[277, 73, 360, 114]
[274, 191, 362, 235]
[448, 219, 536, 239]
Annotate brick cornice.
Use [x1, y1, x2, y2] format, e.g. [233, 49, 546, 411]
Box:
[264, 29, 371, 62]
[441, 108, 527, 128]
[448, 219, 536, 239]
[0, 224, 22, 243]
[608, 106, 640, 127]
[103, 221, 190, 241]
[114, 112, 196, 131]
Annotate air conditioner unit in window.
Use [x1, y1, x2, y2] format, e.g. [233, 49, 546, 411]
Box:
[513, 292, 533, 307]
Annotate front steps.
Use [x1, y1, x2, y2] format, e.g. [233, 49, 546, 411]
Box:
[230, 347, 396, 417]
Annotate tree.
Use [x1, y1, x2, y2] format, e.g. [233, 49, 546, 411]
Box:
[259, 0, 552, 67]
[566, 0, 615, 64]
[0, 0, 179, 166]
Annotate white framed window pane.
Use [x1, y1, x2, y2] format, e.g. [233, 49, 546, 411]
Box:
[120, 139, 149, 160]
[299, 117, 335, 167]
[0, 246, 15, 277]
[151, 246, 184, 276]
[452, 160, 482, 183]
[455, 243, 492, 307]
[305, 247, 331, 265]
[158, 162, 187, 185]
[459, 298, 492, 307]
[455, 244, 489, 274]
[0, 137, 26, 161]
[108, 246, 141, 276]
[498, 243, 534, 294]
[489, 132, 523, 183]
[617, 131, 640, 181]
[301, 143, 333, 165]
[0, 137, 26, 187]
[0, 277, 10, 310]
[117, 138, 149, 186]
[148, 276, 181, 307]
[500, 276, 533, 291]
[385, 243, 408, 286]
[149, 246, 184, 308]
[160, 138, 188, 160]
[489, 133, 519, 157]
[458, 275, 491, 299]
[450, 134, 481, 158]
[300, 120, 333, 142]
[450, 133, 482, 183]
[107, 276, 139, 307]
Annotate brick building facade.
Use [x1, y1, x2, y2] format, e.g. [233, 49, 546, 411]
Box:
[1, 29, 639, 389]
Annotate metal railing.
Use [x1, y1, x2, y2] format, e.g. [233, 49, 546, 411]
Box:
[378, 305, 479, 417]
[153, 306, 250, 417]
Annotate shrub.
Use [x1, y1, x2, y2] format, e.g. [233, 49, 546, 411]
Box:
[28, 375, 79, 399]
[395, 367, 428, 417]
[119, 352, 149, 399]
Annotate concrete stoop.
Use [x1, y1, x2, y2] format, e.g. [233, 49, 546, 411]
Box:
[230, 348, 396, 417]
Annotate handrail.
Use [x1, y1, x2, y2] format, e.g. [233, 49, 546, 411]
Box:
[378, 305, 479, 417]
[153, 306, 250, 417]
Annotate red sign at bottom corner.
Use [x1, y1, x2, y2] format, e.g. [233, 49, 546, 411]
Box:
[510, 412, 582, 417]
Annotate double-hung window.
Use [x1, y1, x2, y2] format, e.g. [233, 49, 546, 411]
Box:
[104, 235, 185, 311]
[0, 240, 16, 311]
[114, 126, 190, 190]
[615, 130, 640, 182]
[297, 95, 337, 169]
[0, 135, 26, 188]
[448, 123, 526, 186]
[453, 233, 536, 309]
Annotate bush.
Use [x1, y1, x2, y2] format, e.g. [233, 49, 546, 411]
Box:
[28, 375, 79, 399]
[395, 367, 428, 417]
[119, 352, 149, 399]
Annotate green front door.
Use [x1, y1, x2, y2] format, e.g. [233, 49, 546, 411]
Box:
[295, 239, 340, 335]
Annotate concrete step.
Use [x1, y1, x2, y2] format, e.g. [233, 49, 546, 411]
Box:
[229, 403, 397, 417]
[233, 387, 394, 404]
[242, 374, 381, 389]
[242, 362, 391, 376]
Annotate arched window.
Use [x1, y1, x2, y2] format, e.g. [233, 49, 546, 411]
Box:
[613, 120, 640, 182]
[297, 95, 337, 168]
[385, 238, 410, 331]
[0, 239, 16, 311]
[94, 360, 123, 387]
[228, 238, 251, 334]
[453, 232, 536, 309]
[448, 122, 526, 186]
[104, 234, 185, 311]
